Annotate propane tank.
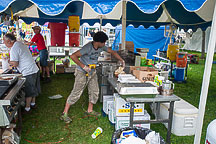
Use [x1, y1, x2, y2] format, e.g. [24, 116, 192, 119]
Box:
[205, 119, 216, 144]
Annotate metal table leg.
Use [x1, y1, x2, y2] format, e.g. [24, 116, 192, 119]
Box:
[155, 102, 160, 120]
[166, 101, 175, 144]
[53, 56, 56, 72]
[129, 102, 135, 127]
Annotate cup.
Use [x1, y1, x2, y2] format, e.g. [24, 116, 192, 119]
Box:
[91, 127, 103, 139]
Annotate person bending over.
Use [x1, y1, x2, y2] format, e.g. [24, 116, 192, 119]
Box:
[60, 31, 125, 123]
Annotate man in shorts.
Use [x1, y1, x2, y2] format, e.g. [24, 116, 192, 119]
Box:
[27, 26, 51, 82]
[60, 31, 125, 123]
[4, 33, 41, 113]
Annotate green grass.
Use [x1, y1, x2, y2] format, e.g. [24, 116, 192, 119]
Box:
[20, 52, 216, 144]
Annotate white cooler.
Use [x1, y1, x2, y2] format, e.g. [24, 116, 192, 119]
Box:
[159, 98, 198, 136]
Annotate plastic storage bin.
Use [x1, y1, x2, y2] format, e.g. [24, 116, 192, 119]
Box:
[111, 127, 166, 144]
[48, 22, 67, 46]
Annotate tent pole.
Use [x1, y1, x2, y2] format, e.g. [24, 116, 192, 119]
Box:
[121, 0, 126, 51]
[99, 15, 102, 31]
[15, 19, 20, 40]
[194, 1, 216, 144]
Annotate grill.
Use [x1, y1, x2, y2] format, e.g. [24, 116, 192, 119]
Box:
[0, 74, 25, 127]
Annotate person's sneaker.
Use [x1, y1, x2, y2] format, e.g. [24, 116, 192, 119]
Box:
[60, 114, 72, 123]
[22, 109, 32, 115]
[40, 76, 45, 81]
[85, 110, 101, 117]
[30, 104, 37, 109]
[45, 77, 51, 83]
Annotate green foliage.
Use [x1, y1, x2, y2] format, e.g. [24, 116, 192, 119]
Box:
[20, 54, 216, 144]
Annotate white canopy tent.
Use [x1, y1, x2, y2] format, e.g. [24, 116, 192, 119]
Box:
[183, 27, 216, 52]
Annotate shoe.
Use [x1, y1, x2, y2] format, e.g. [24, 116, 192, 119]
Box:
[60, 114, 72, 123]
[85, 110, 101, 117]
[40, 76, 45, 81]
[22, 109, 32, 115]
[45, 77, 51, 83]
[31, 104, 37, 109]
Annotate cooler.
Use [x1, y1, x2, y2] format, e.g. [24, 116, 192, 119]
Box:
[48, 22, 67, 46]
[167, 44, 179, 61]
[159, 98, 198, 136]
[174, 67, 185, 82]
[68, 16, 80, 32]
[69, 32, 80, 47]
[176, 52, 187, 67]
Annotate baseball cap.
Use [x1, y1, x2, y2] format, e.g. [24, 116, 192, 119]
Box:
[32, 26, 41, 30]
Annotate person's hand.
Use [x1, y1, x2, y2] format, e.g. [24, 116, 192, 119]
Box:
[119, 60, 125, 68]
[83, 65, 91, 73]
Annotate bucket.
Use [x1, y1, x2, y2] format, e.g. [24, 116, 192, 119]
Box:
[167, 44, 179, 61]
[69, 32, 80, 47]
[174, 67, 185, 82]
[48, 22, 67, 46]
[68, 16, 80, 32]
[176, 52, 187, 67]
[206, 119, 216, 144]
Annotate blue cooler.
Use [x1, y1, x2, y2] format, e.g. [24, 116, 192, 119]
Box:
[174, 67, 185, 82]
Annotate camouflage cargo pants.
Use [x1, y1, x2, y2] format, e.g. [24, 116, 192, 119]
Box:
[67, 68, 99, 105]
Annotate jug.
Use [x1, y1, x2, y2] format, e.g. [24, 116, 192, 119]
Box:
[162, 80, 174, 90]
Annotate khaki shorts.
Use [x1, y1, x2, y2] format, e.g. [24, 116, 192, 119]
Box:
[67, 68, 99, 105]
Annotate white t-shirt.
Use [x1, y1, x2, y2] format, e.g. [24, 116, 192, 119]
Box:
[10, 41, 39, 76]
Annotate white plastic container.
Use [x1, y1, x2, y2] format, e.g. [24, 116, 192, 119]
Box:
[115, 110, 150, 130]
[103, 95, 114, 114]
[205, 119, 216, 144]
[108, 100, 115, 124]
[114, 96, 144, 117]
[159, 98, 198, 136]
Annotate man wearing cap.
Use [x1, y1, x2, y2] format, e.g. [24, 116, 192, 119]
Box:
[26, 26, 51, 82]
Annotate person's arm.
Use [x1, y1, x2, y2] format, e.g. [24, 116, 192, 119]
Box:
[9, 60, 19, 67]
[70, 50, 91, 72]
[24, 41, 36, 46]
[107, 48, 125, 67]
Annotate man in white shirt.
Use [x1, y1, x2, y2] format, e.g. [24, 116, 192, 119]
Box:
[3, 33, 41, 113]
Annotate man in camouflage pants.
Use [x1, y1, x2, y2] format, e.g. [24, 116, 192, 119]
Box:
[60, 31, 125, 123]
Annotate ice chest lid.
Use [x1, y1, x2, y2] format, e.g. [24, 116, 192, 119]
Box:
[161, 99, 198, 115]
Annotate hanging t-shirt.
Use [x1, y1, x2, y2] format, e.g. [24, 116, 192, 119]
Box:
[77, 42, 108, 72]
[10, 41, 39, 76]
[31, 33, 46, 51]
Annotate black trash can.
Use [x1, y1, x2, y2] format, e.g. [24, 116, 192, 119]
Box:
[111, 127, 166, 144]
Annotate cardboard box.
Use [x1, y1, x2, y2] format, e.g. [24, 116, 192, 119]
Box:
[119, 41, 134, 52]
[130, 66, 158, 82]
[56, 64, 65, 74]
[115, 110, 150, 130]
[114, 96, 144, 117]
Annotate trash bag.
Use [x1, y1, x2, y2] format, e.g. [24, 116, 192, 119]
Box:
[111, 127, 166, 144]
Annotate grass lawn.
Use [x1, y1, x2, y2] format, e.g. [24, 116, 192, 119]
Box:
[20, 51, 216, 144]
